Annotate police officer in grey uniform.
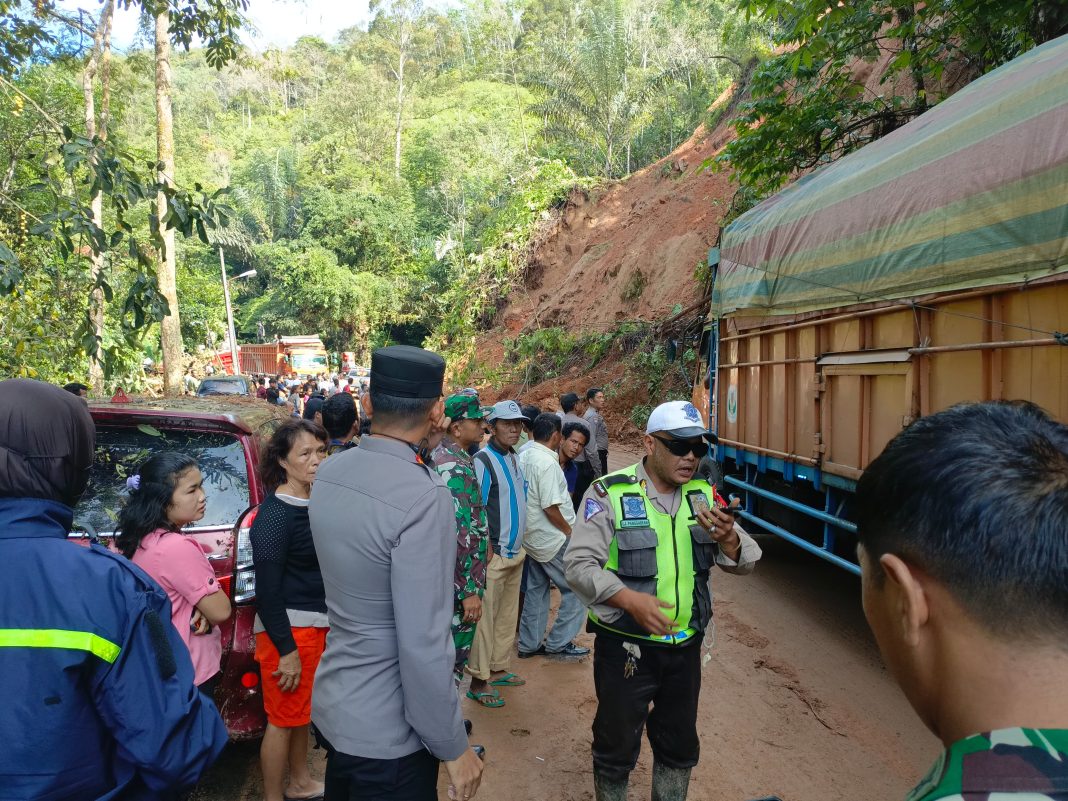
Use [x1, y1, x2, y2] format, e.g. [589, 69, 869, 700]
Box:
[310, 345, 484, 801]
[565, 401, 762, 801]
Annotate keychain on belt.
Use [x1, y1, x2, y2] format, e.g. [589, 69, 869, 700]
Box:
[622, 642, 641, 679]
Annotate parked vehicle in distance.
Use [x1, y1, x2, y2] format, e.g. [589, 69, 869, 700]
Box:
[196, 375, 252, 397]
[71, 396, 289, 739]
[693, 36, 1068, 574]
[239, 336, 329, 378]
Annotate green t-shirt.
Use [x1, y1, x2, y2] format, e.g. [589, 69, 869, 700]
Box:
[908, 728, 1068, 801]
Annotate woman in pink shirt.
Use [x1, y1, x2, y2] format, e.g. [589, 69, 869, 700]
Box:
[116, 452, 232, 696]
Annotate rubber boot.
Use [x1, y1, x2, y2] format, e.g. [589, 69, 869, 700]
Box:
[651, 762, 691, 801]
[593, 770, 629, 801]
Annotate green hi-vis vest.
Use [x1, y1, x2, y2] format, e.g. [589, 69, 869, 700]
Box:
[588, 464, 718, 646]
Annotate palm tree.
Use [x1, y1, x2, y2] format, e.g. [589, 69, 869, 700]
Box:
[530, 0, 674, 178]
[230, 147, 300, 241]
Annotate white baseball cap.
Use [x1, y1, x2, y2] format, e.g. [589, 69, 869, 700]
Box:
[486, 400, 530, 422]
[645, 401, 717, 441]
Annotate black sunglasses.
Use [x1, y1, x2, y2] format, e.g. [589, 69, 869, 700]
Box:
[652, 436, 708, 458]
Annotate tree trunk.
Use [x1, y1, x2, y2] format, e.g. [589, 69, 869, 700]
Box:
[82, 0, 115, 396]
[154, 10, 183, 396]
[393, 48, 406, 179]
[509, 59, 529, 154]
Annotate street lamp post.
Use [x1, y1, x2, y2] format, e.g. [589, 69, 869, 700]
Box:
[218, 245, 256, 374]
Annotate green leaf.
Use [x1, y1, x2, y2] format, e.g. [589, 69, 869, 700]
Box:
[137, 424, 164, 438]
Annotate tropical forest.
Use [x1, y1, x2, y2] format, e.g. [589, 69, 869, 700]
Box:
[0, 0, 1063, 398]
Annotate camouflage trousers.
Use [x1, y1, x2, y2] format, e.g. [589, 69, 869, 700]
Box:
[452, 608, 476, 685]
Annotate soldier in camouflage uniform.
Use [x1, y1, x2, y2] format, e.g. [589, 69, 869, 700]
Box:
[907, 729, 1068, 801]
[432, 394, 491, 683]
[855, 402, 1068, 801]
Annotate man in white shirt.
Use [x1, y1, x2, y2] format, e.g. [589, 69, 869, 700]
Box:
[516, 413, 590, 661]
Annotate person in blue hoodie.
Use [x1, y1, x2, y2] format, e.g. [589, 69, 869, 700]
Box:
[0, 378, 228, 800]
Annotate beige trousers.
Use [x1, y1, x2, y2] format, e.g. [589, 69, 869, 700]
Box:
[466, 550, 526, 681]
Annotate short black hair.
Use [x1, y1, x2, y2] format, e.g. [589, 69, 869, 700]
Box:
[322, 392, 358, 439]
[562, 421, 590, 445]
[521, 405, 541, 430]
[586, 387, 602, 401]
[560, 392, 580, 413]
[856, 401, 1068, 642]
[369, 389, 437, 428]
[303, 395, 325, 421]
[63, 382, 89, 395]
[532, 413, 562, 443]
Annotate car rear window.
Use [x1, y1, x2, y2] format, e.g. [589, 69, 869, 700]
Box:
[199, 379, 247, 395]
[74, 425, 251, 536]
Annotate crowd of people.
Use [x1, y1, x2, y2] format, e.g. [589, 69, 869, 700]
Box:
[253, 372, 369, 417]
[2, 345, 1068, 801]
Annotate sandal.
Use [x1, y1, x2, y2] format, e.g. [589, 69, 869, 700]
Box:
[489, 672, 525, 687]
[466, 689, 505, 708]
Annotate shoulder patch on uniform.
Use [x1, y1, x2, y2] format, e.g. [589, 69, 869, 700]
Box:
[584, 498, 606, 522]
[598, 473, 639, 494]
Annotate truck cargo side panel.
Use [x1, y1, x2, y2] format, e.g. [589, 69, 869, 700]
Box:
[707, 279, 1068, 570]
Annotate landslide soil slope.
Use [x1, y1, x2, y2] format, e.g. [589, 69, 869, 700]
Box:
[494, 80, 747, 341]
[472, 80, 751, 432]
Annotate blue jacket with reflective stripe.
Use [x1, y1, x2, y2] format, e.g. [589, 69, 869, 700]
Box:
[0, 497, 228, 801]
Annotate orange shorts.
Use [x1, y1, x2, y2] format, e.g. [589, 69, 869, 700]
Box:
[255, 627, 327, 728]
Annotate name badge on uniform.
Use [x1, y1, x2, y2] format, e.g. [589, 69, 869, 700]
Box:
[619, 493, 650, 529]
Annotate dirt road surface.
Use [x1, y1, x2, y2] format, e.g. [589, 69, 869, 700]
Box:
[193, 445, 937, 801]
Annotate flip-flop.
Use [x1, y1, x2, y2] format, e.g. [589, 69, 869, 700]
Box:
[489, 672, 525, 687]
[466, 689, 505, 708]
[284, 793, 325, 801]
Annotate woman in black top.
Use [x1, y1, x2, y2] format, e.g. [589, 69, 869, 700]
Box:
[251, 419, 329, 801]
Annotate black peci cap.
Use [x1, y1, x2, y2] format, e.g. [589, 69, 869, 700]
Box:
[370, 345, 446, 399]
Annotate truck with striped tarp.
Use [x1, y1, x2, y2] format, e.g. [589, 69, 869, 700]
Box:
[692, 34, 1068, 573]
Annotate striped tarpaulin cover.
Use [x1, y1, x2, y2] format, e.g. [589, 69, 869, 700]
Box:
[715, 33, 1068, 317]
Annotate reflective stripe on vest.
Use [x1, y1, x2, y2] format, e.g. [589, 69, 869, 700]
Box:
[589, 464, 715, 645]
[0, 628, 121, 663]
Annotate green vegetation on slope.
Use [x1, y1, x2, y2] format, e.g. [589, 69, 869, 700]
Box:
[0, 0, 762, 387]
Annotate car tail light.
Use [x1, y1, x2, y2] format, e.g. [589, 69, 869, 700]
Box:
[216, 574, 232, 597]
[232, 507, 257, 604]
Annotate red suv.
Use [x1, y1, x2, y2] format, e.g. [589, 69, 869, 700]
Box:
[72, 396, 286, 740]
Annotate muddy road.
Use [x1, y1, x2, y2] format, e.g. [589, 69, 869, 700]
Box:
[193, 446, 937, 801]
